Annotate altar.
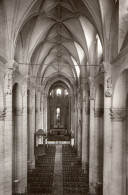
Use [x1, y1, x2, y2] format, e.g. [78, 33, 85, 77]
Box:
[50, 129, 67, 135]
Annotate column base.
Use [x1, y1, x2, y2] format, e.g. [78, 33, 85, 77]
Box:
[28, 160, 35, 169]
[89, 182, 103, 195]
[82, 162, 89, 175]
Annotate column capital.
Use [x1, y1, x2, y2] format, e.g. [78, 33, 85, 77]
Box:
[88, 76, 94, 86]
[76, 101, 81, 109]
[82, 95, 88, 103]
[5, 60, 18, 71]
[71, 130, 75, 138]
[110, 108, 126, 122]
[0, 109, 6, 120]
[27, 107, 33, 114]
[13, 108, 23, 116]
[87, 77, 95, 100]
[22, 78, 28, 97]
[85, 107, 90, 115]
[99, 62, 111, 75]
[105, 76, 112, 97]
[94, 108, 104, 117]
[22, 75, 30, 85]
[36, 85, 42, 94]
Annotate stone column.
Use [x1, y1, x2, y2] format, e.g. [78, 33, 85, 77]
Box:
[94, 108, 104, 185]
[21, 81, 28, 192]
[101, 62, 112, 195]
[14, 108, 23, 194]
[70, 94, 75, 132]
[70, 94, 75, 146]
[0, 110, 5, 194]
[77, 91, 82, 158]
[28, 87, 35, 169]
[88, 77, 95, 193]
[35, 89, 41, 131]
[43, 94, 47, 132]
[82, 90, 89, 171]
[4, 61, 17, 195]
[74, 93, 78, 148]
[41, 93, 44, 129]
[110, 109, 126, 195]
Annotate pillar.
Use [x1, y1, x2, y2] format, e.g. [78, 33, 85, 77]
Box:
[88, 77, 95, 193]
[101, 62, 112, 195]
[35, 89, 41, 131]
[77, 90, 82, 158]
[43, 94, 47, 132]
[74, 92, 78, 148]
[94, 108, 103, 185]
[111, 109, 125, 195]
[82, 90, 89, 171]
[4, 61, 17, 195]
[41, 93, 44, 129]
[21, 81, 28, 192]
[0, 110, 5, 194]
[70, 94, 75, 146]
[28, 87, 35, 169]
[14, 108, 23, 194]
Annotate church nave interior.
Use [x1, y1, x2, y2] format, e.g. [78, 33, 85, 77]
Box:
[0, 0, 128, 195]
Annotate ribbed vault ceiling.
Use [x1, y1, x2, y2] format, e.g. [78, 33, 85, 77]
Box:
[14, 0, 103, 87]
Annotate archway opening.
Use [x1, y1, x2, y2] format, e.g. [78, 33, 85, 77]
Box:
[47, 81, 71, 141]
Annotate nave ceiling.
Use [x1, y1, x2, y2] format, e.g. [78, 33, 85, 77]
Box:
[1, 0, 127, 91]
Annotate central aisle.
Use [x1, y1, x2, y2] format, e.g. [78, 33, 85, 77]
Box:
[53, 145, 63, 195]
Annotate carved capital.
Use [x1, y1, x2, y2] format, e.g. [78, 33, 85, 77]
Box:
[13, 108, 23, 116]
[85, 107, 90, 115]
[5, 60, 18, 71]
[94, 108, 104, 117]
[105, 77, 112, 97]
[71, 130, 74, 138]
[35, 108, 39, 113]
[88, 77, 94, 87]
[82, 95, 88, 103]
[0, 109, 6, 120]
[110, 109, 126, 122]
[88, 77, 95, 100]
[81, 82, 86, 91]
[89, 182, 97, 195]
[27, 107, 33, 114]
[99, 62, 111, 75]
[36, 85, 42, 94]
[77, 102, 81, 109]
[22, 74, 29, 84]
[22, 82, 28, 97]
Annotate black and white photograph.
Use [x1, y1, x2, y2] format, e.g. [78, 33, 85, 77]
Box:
[0, 0, 127, 195]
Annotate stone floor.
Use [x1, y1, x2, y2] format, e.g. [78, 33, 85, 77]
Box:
[53, 145, 63, 195]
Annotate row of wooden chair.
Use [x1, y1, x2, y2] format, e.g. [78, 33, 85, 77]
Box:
[27, 145, 55, 194]
[62, 145, 89, 195]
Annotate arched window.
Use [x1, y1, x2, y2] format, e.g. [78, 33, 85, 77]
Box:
[65, 90, 68, 95]
[56, 88, 62, 95]
[56, 108, 60, 119]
